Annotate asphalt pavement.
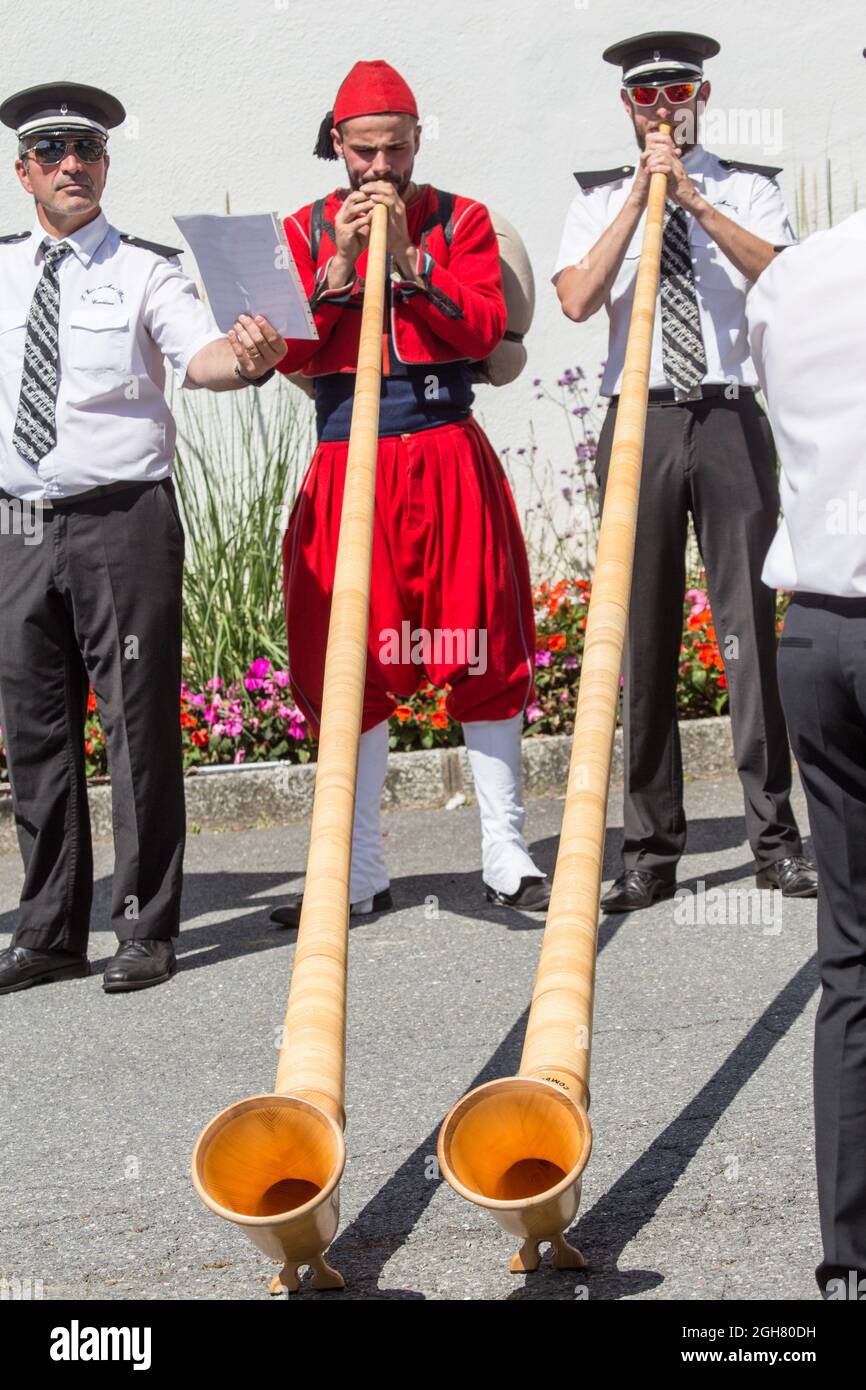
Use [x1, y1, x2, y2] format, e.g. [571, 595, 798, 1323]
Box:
[0, 772, 823, 1301]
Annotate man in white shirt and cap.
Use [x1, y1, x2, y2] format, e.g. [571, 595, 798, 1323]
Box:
[747, 49, 866, 1293]
[553, 31, 817, 913]
[0, 83, 286, 994]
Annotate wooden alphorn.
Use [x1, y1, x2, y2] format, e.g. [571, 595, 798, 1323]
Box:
[437, 134, 673, 1273]
[191, 202, 389, 1295]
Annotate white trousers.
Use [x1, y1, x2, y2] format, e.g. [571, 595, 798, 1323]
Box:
[349, 712, 543, 901]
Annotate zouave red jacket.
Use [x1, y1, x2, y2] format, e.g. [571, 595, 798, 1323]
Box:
[276, 184, 506, 380]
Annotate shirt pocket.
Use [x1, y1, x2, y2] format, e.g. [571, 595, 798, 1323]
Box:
[0, 310, 26, 378]
[68, 308, 132, 372]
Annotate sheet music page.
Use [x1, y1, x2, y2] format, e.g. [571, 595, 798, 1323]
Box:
[172, 212, 318, 340]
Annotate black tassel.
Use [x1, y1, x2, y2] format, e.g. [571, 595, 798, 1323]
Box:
[314, 110, 338, 160]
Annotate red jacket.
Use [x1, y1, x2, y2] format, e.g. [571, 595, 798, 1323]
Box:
[276, 184, 506, 379]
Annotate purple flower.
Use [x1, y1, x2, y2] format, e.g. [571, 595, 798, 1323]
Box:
[535, 651, 552, 668]
[563, 655, 578, 670]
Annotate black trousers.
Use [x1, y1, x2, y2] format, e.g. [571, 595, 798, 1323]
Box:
[777, 594, 866, 1291]
[595, 392, 801, 877]
[0, 479, 185, 952]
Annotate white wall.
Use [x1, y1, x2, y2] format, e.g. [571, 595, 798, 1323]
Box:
[2, 0, 864, 491]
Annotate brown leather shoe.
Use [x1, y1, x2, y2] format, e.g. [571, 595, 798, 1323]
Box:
[755, 855, 818, 897]
[0, 945, 90, 995]
[600, 869, 677, 913]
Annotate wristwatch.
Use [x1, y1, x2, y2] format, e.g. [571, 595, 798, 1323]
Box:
[234, 362, 276, 387]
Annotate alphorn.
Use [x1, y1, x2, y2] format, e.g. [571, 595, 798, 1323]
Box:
[191, 202, 389, 1295]
[437, 132, 673, 1273]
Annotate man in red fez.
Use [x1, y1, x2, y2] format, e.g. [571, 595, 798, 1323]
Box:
[270, 60, 546, 927]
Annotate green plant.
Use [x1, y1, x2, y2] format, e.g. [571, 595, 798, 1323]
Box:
[172, 378, 312, 688]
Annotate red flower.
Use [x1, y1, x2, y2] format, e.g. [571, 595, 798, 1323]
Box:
[431, 711, 448, 729]
[84, 740, 93, 756]
[548, 633, 567, 652]
[87, 690, 97, 713]
[191, 729, 209, 748]
[180, 712, 198, 729]
[394, 706, 413, 723]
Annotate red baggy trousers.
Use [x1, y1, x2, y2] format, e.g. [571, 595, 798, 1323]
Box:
[282, 417, 536, 735]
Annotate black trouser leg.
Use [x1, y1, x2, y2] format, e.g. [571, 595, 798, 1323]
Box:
[595, 401, 690, 878]
[63, 481, 186, 941]
[690, 395, 801, 869]
[0, 511, 94, 954]
[777, 596, 866, 1289]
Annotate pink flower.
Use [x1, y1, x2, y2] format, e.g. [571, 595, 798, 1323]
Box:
[224, 717, 243, 738]
[685, 587, 709, 619]
[526, 702, 544, 723]
[288, 721, 306, 740]
[273, 670, 290, 688]
[190, 693, 206, 708]
[212, 721, 225, 737]
[258, 699, 273, 713]
[206, 677, 222, 692]
[535, 651, 552, 667]
[233, 749, 246, 764]
[248, 658, 271, 679]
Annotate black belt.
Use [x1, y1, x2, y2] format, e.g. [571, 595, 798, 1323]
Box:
[0, 477, 164, 510]
[608, 384, 757, 406]
[791, 591, 866, 616]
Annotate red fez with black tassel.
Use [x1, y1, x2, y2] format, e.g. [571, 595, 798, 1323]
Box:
[314, 59, 418, 159]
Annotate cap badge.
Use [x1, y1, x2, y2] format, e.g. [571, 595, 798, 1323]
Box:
[60, 103, 68, 115]
[653, 50, 660, 62]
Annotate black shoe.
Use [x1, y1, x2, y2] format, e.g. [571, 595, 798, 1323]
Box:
[755, 855, 818, 897]
[0, 945, 90, 995]
[601, 869, 677, 914]
[484, 876, 550, 911]
[103, 940, 176, 993]
[270, 888, 394, 930]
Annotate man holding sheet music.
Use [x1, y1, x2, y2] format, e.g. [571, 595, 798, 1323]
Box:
[0, 82, 284, 996]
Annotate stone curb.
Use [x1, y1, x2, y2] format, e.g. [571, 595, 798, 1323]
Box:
[0, 715, 736, 853]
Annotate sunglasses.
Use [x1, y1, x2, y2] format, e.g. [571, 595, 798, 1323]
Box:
[25, 137, 107, 166]
[624, 81, 700, 107]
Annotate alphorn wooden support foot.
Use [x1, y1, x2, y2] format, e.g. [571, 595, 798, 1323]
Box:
[268, 1253, 345, 1295]
[509, 1232, 587, 1274]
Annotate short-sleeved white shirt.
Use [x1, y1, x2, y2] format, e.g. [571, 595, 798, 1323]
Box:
[552, 144, 796, 396]
[0, 210, 223, 500]
[747, 210, 866, 597]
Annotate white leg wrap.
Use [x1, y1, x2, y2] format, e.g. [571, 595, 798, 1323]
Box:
[349, 718, 391, 904]
[463, 712, 544, 896]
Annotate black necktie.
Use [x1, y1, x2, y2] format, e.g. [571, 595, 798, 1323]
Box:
[13, 238, 73, 466]
[659, 202, 707, 398]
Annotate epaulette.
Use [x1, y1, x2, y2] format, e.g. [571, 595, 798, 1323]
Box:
[718, 158, 783, 179]
[119, 232, 183, 257]
[573, 166, 635, 190]
[0, 231, 31, 243]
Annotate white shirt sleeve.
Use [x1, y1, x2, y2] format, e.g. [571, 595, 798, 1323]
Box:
[743, 176, 797, 247]
[142, 257, 223, 384]
[552, 191, 602, 283]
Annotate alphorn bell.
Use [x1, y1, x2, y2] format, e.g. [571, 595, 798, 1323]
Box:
[438, 132, 673, 1273]
[191, 202, 389, 1295]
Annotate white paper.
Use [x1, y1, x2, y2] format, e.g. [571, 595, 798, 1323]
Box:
[172, 212, 318, 341]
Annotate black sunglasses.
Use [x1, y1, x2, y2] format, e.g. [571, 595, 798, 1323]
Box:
[25, 137, 107, 166]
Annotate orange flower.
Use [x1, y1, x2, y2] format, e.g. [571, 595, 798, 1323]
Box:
[87, 689, 97, 713]
[548, 633, 567, 652]
[687, 614, 705, 631]
[394, 706, 413, 722]
[180, 711, 198, 729]
[191, 729, 209, 748]
[431, 711, 448, 729]
[84, 740, 93, 756]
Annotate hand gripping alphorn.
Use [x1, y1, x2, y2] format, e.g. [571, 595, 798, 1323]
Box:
[437, 136, 673, 1274]
[191, 203, 389, 1295]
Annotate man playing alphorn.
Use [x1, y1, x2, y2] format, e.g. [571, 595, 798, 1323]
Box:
[270, 59, 546, 926]
[553, 31, 816, 913]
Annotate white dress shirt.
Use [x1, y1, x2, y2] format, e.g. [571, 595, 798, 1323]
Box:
[552, 144, 796, 397]
[0, 210, 222, 500]
[747, 210, 866, 598]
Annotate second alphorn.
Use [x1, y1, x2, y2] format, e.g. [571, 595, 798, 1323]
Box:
[437, 133, 673, 1271]
[191, 202, 389, 1295]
